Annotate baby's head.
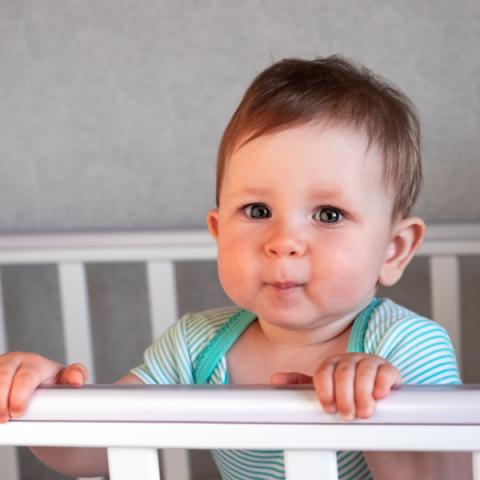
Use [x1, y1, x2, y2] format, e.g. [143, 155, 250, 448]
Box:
[208, 57, 426, 326]
[216, 55, 422, 221]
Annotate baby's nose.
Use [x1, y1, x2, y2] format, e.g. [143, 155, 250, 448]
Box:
[264, 230, 306, 257]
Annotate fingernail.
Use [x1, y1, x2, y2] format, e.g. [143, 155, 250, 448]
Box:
[323, 404, 336, 414]
[358, 408, 373, 419]
[340, 412, 355, 422]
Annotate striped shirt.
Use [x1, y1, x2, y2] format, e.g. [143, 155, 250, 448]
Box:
[131, 298, 461, 480]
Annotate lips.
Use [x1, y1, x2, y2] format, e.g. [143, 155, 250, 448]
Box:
[270, 281, 303, 289]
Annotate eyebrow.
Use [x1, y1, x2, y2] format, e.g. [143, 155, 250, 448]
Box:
[226, 186, 347, 202]
[229, 187, 269, 196]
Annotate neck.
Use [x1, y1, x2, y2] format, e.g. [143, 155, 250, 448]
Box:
[256, 301, 372, 350]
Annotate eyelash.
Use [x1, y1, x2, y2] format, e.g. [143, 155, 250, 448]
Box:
[242, 204, 345, 224]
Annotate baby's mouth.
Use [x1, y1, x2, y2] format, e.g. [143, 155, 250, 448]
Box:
[269, 281, 304, 290]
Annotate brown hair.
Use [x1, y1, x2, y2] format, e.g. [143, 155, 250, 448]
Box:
[216, 55, 422, 218]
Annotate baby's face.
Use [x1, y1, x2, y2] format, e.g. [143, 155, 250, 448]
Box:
[208, 123, 397, 333]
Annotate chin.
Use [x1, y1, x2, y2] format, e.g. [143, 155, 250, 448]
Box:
[256, 306, 318, 329]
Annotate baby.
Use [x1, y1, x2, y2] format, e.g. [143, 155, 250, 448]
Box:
[0, 56, 466, 479]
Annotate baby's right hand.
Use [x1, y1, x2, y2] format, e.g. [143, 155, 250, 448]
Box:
[0, 352, 87, 423]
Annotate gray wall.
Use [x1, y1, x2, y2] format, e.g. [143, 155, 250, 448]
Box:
[1, 2, 479, 479]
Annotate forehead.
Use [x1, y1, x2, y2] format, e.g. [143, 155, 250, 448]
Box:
[222, 123, 390, 196]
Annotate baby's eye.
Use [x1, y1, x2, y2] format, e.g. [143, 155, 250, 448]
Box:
[313, 206, 343, 224]
[243, 204, 271, 219]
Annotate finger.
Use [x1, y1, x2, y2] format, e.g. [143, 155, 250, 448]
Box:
[271, 372, 313, 385]
[373, 363, 402, 399]
[333, 357, 357, 421]
[354, 359, 378, 419]
[0, 356, 21, 422]
[56, 363, 88, 386]
[313, 359, 338, 414]
[9, 354, 64, 418]
[9, 364, 46, 418]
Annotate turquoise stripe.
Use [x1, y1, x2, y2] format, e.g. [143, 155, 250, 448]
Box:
[393, 344, 454, 373]
[345, 463, 370, 480]
[356, 465, 374, 480]
[396, 347, 456, 379]
[347, 298, 382, 353]
[413, 366, 460, 384]
[340, 454, 368, 478]
[217, 450, 284, 474]
[338, 451, 361, 469]
[376, 319, 428, 356]
[337, 451, 357, 467]
[214, 450, 284, 479]
[388, 330, 449, 360]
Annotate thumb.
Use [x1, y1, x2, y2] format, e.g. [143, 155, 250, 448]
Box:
[56, 363, 88, 386]
[271, 371, 314, 385]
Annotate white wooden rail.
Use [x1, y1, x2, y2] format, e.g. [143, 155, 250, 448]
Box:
[0, 385, 479, 479]
[0, 223, 479, 480]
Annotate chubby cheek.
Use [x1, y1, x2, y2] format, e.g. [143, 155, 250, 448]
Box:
[216, 238, 257, 307]
[311, 242, 382, 302]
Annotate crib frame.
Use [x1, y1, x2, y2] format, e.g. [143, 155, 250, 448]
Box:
[1, 384, 480, 479]
[0, 223, 479, 480]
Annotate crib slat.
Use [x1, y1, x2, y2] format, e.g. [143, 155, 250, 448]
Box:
[108, 448, 161, 480]
[429, 255, 462, 372]
[0, 270, 21, 480]
[146, 261, 191, 480]
[58, 263, 101, 480]
[0, 269, 8, 355]
[284, 450, 338, 480]
[474, 452, 480, 480]
[58, 262, 96, 381]
[146, 261, 178, 339]
[0, 447, 20, 480]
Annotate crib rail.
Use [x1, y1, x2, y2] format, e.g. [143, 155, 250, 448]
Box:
[0, 385, 479, 480]
[0, 224, 479, 480]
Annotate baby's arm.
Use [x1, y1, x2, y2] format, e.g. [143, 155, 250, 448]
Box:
[30, 373, 144, 477]
[0, 352, 144, 477]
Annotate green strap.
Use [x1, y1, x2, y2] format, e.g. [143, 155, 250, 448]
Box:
[194, 298, 382, 384]
[347, 297, 382, 353]
[194, 309, 257, 384]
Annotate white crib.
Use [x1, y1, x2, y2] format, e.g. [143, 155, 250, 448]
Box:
[1, 384, 480, 480]
[0, 224, 479, 480]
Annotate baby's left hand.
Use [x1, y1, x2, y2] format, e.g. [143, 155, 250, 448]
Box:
[271, 353, 402, 421]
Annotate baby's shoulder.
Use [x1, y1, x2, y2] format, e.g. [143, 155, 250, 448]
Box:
[179, 305, 243, 345]
[364, 298, 451, 355]
[366, 298, 460, 384]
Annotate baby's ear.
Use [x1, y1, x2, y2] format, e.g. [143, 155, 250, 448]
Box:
[206, 209, 220, 241]
[379, 217, 425, 286]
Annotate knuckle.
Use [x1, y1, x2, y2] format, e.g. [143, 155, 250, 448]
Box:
[318, 356, 336, 368]
[14, 370, 39, 385]
[382, 363, 399, 375]
[0, 356, 17, 369]
[0, 370, 12, 383]
[355, 363, 376, 378]
[334, 365, 353, 381]
[336, 362, 352, 374]
[23, 352, 44, 363]
[313, 368, 325, 381]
